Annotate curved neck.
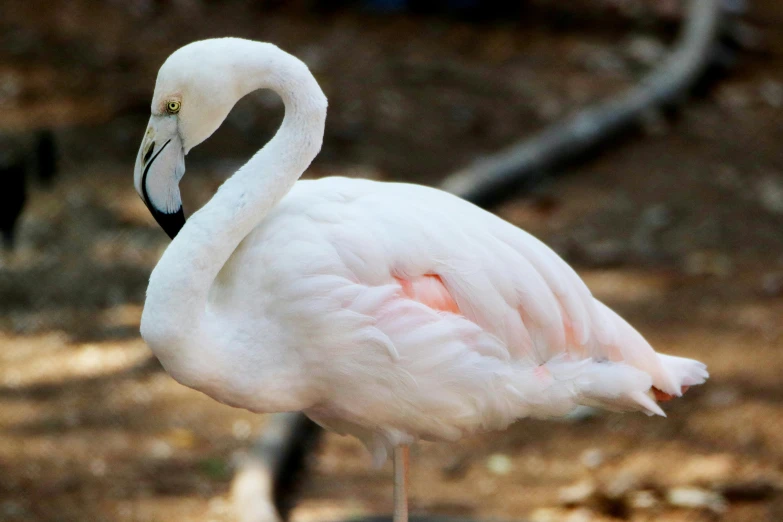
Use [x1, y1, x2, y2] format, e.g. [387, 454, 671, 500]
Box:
[144, 45, 327, 342]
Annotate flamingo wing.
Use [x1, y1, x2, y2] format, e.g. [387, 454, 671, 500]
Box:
[255, 177, 707, 455]
[282, 178, 707, 395]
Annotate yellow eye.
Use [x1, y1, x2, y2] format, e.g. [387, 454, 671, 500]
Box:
[166, 100, 181, 114]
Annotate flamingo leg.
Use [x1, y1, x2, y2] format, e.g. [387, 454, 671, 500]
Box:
[393, 445, 410, 522]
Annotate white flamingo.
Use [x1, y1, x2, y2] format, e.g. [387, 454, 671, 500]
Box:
[134, 38, 707, 522]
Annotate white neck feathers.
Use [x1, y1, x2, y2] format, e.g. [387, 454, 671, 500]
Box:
[141, 40, 327, 375]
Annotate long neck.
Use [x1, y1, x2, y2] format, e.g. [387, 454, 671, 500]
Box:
[143, 45, 327, 351]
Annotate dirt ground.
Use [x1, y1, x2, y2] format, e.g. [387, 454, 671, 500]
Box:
[1, 1, 783, 521]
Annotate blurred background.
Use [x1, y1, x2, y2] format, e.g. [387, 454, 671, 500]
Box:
[1, 0, 783, 521]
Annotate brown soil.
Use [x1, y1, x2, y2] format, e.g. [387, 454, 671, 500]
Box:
[1, 1, 783, 521]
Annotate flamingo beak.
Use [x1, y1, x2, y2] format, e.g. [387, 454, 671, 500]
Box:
[134, 116, 186, 239]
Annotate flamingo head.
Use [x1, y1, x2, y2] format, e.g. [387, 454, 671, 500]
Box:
[133, 38, 256, 239]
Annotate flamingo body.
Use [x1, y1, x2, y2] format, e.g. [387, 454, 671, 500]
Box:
[168, 176, 706, 464]
[133, 38, 707, 476]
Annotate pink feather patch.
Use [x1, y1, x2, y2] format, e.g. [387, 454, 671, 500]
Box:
[394, 275, 462, 315]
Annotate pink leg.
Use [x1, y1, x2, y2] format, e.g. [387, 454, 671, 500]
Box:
[393, 446, 409, 522]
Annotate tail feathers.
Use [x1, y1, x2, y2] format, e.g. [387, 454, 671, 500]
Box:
[594, 300, 708, 398]
[570, 360, 668, 417]
[542, 353, 708, 418]
[657, 353, 709, 392]
[532, 357, 666, 417]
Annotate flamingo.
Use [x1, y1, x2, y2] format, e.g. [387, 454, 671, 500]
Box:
[134, 38, 707, 522]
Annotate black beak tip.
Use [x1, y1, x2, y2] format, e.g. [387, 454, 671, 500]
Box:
[151, 206, 186, 240]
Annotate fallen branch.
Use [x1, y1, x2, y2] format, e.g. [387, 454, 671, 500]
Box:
[440, 0, 725, 207]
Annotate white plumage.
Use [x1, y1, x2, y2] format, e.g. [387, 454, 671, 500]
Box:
[133, 37, 707, 519]
[215, 178, 693, 452]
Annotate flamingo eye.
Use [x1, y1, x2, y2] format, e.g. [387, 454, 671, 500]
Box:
[166, 100, 181, 114]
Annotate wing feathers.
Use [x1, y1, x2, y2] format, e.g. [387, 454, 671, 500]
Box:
[279, 179, 706, 412]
